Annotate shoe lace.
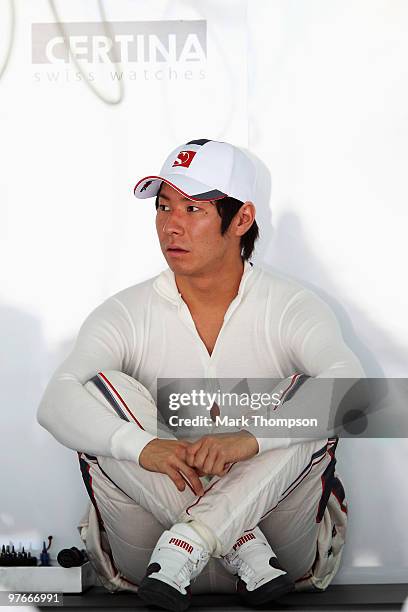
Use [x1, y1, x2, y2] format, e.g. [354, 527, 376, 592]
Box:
[238, 559, 256, 582]
[226, 554, 256, 582]
[179, 558, 195, 584]
[179, 551, 210, 585]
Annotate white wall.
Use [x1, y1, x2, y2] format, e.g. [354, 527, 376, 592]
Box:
[247, 0, 408, 583]
[0, 0, 407, 583]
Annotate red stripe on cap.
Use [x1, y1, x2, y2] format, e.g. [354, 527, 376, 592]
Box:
[133, 175, 226, 202]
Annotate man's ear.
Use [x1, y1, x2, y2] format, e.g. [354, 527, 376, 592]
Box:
[235, 202, 256, 237]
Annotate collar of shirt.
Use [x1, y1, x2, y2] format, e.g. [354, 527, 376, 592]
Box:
[152, 260, 255, 312]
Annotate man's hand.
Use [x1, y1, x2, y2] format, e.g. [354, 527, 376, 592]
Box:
[185, 431, 259, 477]
[139, 438, 204, 496]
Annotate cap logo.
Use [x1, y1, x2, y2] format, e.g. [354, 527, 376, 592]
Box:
[172, 150, 196, 168]
[140, 179, 153, 192]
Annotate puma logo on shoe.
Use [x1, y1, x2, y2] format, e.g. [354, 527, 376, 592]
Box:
[233, 532, 256, 551]
[169, 538, 194, 554]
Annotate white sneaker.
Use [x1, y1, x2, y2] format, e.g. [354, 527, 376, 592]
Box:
[137, 523, 210, 612]
[219, 526, 294, 605]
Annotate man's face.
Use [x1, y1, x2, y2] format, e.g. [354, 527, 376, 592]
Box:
[155, 182, 235, 276]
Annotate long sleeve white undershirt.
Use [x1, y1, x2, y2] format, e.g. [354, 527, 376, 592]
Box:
[37, 261, 364, 463]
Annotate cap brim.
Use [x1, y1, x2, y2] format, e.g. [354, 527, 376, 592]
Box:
[133, 174, 227, 202]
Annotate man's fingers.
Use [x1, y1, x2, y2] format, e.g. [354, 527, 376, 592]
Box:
[177, 462, 204, 496]
[186, 441, 202, 464]
[185, 449, 197, 467]
[202, 447, 218, 475]
[193, 445, 210, 470]
[166, 467, 186, 492]
[212, 454, 228, 476]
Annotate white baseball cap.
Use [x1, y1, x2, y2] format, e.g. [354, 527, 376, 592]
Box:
[133, 138, 257, 203]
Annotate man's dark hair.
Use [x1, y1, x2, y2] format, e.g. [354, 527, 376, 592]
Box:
[154, 190, 259, 261]
[214, 196, 259, 261]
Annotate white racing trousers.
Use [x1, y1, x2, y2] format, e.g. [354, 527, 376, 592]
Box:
[76, 371, 348, 595]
